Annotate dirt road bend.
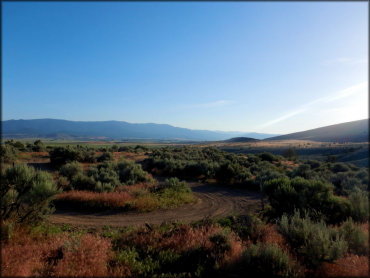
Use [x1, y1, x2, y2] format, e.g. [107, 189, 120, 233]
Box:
[50, 183, 262, 228]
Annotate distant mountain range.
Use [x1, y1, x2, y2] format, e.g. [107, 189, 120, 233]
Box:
[2, 118, 368, 142]
[266, 119, 369, 143]
[1, 119, 276, 141]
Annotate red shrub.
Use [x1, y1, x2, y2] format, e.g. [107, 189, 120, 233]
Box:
[120, 223, 243, 262]
[56, 190, 134, 208]
[53, 234, 112, 277]
[1, 230, 112, 277]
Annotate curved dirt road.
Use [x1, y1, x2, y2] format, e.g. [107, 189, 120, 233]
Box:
[50, 183, 262, 228]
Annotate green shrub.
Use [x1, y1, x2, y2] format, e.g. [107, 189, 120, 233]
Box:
[339, 218, 368, 255]
[162, 178, 190, 193]
[59, 161, 84, 181]
[117, 159, 150, 185]
[81, 150, 97, 163]
[5, 140, 26, 151]
[349, 188, 369, 222]
[32, 139, 45, 152]
[118, 146, 133, 152]
[57, 175, 71, 190]
[217, 214, 266, 243]
[278, 210, 347, 267]
[283, 148, 297, 160]
[330, 172, 364, 196]
[0, 164, 60, 224]
[259, 152, 279, 162]
[49, 146, 82, 167]
[263, 176, 352, 224]
[72, 174, 98, 191]
[97, 167, 120, 187]
[0, 144, 19, 164]
[60, 160, 152, 192]
[97, 152, 114, 162]
[292, 164, 314, 179]
[215, 162, 252, 184]
[332, 163, 350, 173]
[234, 243, 301, 277]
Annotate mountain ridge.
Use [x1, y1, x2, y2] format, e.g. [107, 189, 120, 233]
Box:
[2, 119, 275, 141]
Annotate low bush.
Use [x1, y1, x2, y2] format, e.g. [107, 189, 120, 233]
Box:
[0, 144, 19, 164]
[59, 161, 83, 181]
[339, 218, 369, 255]
[348, 188, 369, 223]
[117, 159, 150, 185]
[278, 210, 348, 267]
[32, 140, 46, 152]
[259, 152, 280, 162]
[97, 152, 114, 162]
[1, 164, 60, 224]
[217, 214, 267, 243]
[58, 160, 152, 192]
[5, 139, 26, 151]
[160, 177, 190, 193]
[49, 146, 82, 167]
[49, 146, 97, 167]
[263, 176, 353, 224]
[229, 243, 301, 277]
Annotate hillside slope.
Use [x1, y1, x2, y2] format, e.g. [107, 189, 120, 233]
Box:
[266, 119, 368, 142]
[224, 137, 259, 143]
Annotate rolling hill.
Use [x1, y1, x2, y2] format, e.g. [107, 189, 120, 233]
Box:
[224, 137, 260, 143]
[2, 119, 275, 141]
[266, 119, 369, 142]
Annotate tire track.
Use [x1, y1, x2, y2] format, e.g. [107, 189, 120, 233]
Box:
[49, 183, 262, 228]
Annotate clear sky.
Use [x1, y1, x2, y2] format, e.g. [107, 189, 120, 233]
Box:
[2, 2, 368, 134]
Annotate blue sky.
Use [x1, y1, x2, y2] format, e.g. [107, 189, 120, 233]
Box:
[2, 2, 368, 134]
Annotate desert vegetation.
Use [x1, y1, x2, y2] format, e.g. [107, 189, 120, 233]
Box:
[1, 140, 368, 277]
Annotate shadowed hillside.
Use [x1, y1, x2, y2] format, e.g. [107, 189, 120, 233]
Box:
[224, 137, 259, 143]
[266, 119, 368, 143]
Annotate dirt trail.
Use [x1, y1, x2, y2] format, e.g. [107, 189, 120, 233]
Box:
[50, 183, 262, 228]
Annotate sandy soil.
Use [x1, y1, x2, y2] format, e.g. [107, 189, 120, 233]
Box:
[50, 182, 262, 228]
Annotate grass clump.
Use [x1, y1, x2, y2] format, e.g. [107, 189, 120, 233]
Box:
[227, 243, 301, 277]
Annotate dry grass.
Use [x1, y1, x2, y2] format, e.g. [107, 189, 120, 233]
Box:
[315, 254, 369, 277]
[1, 227, 112, 277]
[118, 223, 243, 264]
[261, 224, 287, 249]
[56, 190, 134, 209]
[55, 180, 194, 212]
